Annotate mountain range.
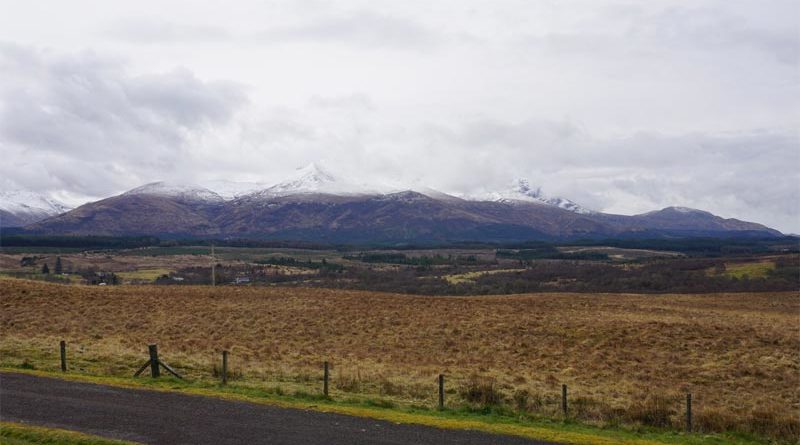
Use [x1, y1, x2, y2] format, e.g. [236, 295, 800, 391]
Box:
[2, 164, 783, 243]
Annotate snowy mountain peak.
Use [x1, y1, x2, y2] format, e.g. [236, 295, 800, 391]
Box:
[642, 206, 712, 217]
[0, 189, 72, 227]
[123, 181, 224, 203]
[0, 189, 71, 215]
[248, 163, 390, 198]
[201, 179, 271, 200]
[464, 179, 594, 215]
[510, 179, 594, 214]
[669, 206, 706, 214]
[288, 163, 337, 187]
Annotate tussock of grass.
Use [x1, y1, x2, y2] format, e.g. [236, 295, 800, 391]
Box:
[0, 422, 138, 445]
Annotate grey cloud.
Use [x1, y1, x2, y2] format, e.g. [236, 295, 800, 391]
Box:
[101, 12, 441, 50]
[521, 3, 799, 65]
[634, 5, 800, 65]
[104, 19, 232, 44]
[399, 118, 799, 232]
[308, 93, 375, 111]
[127, 69, 247, 126]
[0, 44, 247, 196]
[255, 11, 440, 49]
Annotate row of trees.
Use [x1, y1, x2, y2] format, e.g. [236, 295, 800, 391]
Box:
[309, 255, 800, 295]
[147, 252, 798, 294]
[20, 256, 120, 285]
[34, 256, 63, 275]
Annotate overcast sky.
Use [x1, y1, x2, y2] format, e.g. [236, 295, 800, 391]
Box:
[0, 0, 798, 232]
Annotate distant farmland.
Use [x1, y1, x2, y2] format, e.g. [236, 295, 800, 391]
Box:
[0, 278, 797, 442]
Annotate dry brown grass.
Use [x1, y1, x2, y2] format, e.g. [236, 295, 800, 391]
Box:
[1, 278, 798, 440]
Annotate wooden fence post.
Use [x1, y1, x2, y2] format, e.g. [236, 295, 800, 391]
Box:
[562, 384, 568, 418]
[59, 340, 67, 372]
[686, 393, 692, 433]
[438, 374, 445, 410]
[323, 361, 329, 396]
[133, 344, 181, 380]
[148, 344, 160, 378]
[222, 350, 228, 384]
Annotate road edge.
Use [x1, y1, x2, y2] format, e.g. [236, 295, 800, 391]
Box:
[0, 369, 727, 445]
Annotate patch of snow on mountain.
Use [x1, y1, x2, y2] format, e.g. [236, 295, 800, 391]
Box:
[462, 179, 594, 214]
[203, 180, 271, 200]
[0, 189, 72, 216]
[411, 187, 463, 201]
[672, 206, 700, 213]
[247, 163, 394, 198]
[124, 181, 224, 202]
[640, 206, 711, 216]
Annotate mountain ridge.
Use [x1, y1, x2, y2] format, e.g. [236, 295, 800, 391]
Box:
[5, 164, 784, 241]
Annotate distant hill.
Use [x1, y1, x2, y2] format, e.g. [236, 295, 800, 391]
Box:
[24, 164, 782, 242]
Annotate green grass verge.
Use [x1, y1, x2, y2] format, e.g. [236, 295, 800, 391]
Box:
[0, 368, 765, 445]
[0, 422, 138, 445]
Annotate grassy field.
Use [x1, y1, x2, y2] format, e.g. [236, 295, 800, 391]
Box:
[721, 261, 775, 279]
[0, 278, 797, 443]
[443, 268, 525, 284]
[114, 268, 172, 284]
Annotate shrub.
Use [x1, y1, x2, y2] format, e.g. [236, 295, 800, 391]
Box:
[626, 394, 676, 428]
[747, 407, 800, 442]
[459, 376, 504, 407]
[335, 373, 361, 392]
[694, 408, 738, 433]
[379, 379, 403, 396]
[211, 364, 243, 380]
[512, 389, 529, 412]
[571, 397, 624, 424]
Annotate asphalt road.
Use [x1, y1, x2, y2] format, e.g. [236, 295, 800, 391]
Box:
[0, 372, 556, 445]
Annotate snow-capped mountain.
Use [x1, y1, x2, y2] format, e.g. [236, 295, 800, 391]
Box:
[202, 180, 271, 200]
[0, 190, 72, 227]
[18, 163, 783, 241]
[465, 179, 594, 215]
[244, 163, 394, 199]
[640, 206, 710, 216]
[123, 181, 224, 203]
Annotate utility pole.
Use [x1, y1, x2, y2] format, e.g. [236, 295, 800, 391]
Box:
[211, 243, 216, 286]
